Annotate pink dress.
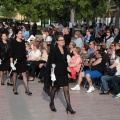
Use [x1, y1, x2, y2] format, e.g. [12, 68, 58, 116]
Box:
[68, 55, 82, 79]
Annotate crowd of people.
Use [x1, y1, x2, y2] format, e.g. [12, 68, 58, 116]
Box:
[0, 21, 120, 114]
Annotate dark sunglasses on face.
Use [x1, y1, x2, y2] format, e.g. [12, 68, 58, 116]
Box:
[111, 45, 114, 46]
[58, 39, 64, 41]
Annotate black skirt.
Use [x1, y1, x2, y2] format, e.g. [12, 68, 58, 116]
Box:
[0, 60, 10, 71]
[52, 74, 68, 87]
[14, 60, 27, 74]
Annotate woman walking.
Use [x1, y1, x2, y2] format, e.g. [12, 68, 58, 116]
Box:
[10, 29, 32, 95]
[49, 35, 76, 114]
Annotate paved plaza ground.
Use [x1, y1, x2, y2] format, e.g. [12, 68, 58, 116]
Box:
[0, 77, 120, 120]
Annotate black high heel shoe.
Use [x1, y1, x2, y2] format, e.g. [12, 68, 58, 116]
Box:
[66, 106, 76, 114]
[25, 91, 32, 96]
[7, 82, 13, 86]
[1, 82, 4, 85]
[13, 89, 18, 95]
[49, 103, 57, 112]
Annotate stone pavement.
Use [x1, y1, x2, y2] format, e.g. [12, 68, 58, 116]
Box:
[0, 77, 120, 120]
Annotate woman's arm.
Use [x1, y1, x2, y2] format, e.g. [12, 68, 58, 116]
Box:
[109, 62, 118, 69]
[91, 58, 102, 66]
[69, 57, 82, 67]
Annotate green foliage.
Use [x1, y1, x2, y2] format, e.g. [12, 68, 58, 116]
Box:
[0, 0, 117, 21]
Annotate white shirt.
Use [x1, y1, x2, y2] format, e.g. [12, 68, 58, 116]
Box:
[69, 22, 72, 29]
[75, 38, 83, 48]
[46, 36, 52, 42]
[115, 58, 120, 76]
[29, 49, 41, 60]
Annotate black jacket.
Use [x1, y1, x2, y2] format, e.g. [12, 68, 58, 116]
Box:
[50, 45, 68, 75]
[114, 34, 120, 43]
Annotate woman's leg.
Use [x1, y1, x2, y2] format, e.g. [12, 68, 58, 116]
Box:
[63, 86, 76, 114]
[22, 72, 30, 91]
[50, 86, 58, 111]
[12, 72, 17, 92]
[0, 71, 4, 84]
[7, 71, 13, 85]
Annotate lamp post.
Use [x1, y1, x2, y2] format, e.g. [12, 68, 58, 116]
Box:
[115, 0, 120, 27]
[92, 0, 98, 28]
[63, 0, 71, 26]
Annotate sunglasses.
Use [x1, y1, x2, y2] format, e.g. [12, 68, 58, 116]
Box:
[58, 39, 64, 41]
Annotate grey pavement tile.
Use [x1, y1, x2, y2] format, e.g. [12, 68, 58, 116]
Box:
[0, 77, 120, 120]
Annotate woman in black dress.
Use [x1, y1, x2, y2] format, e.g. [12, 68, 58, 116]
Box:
[10, 29, 32, 95]
[0, 33, 11, 85]
[49, 35, 76, 114]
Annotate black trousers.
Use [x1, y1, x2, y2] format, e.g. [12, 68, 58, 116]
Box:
[28, 60, 46, 77]
[111, 76, 120, 94]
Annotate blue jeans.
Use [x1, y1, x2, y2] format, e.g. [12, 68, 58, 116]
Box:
[101, 75, 113, 91]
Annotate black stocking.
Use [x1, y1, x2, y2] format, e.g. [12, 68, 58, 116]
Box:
[63, 86, 73, 110]
[50, 86, 58, 109]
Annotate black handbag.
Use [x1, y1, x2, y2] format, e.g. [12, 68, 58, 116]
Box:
[106, 67, 117, 76]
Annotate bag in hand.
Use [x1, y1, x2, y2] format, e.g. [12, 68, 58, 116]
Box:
[106, 67, 117, 76]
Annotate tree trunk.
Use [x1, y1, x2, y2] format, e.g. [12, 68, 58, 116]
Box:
[70, 8, 75, 25]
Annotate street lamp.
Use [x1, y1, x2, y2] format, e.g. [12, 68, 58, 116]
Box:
[92, 0, 98, 28]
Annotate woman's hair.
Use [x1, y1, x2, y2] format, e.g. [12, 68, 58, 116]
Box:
[57, 35, 64, 41]
[24, 24, 29, 31]
[86, 28, 92, 34]
[75, 31, 81, 38]
[54, 25, 60, 32]
[106, 29, 112, 34]
[83, 44, 89, 51]
[15, 29, 22, 35]
[70, 41, 76, 47]
[48, 28, 53, 36]
[97, 50, 104, 56]
[115, 43, 120, 47]
[115, 49, 120, 57]
[33, 42, 40, 49]
[75, 47, 81, 54]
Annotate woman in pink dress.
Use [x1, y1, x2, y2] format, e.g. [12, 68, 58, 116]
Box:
[68, 47, 82, 80]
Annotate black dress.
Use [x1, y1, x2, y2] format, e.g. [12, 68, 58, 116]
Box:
[50, 45, 68, 87]
[0, 40, 10, 71]
[10, 39, 26, 74]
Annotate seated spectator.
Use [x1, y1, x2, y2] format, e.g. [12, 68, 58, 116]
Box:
[22, 25, 30, 41]
[25, 43, 31, 59]
[45, 29, 53, 45]
[71, 50, 106, 93]
[38, 48, 48, 83]
[41, 29, 46, 41]
[68, 41, 76, 57]
[27, 42, 41, 81]
[83, 28, 94, 44]
[103, 29, 114, 49]
[107, 42, 116, 63]
[8, 27, 15, 41]
[63, 27, 71, 46]
[100, 49, 120, 95]
[81, 44, 89, 60]
[66, 48, 71, 64]
[113, 28, 120, 43]
[111, 76, 120, 98]
[115, 43, 120, 50]
[88, 41, 96, 58]
[74, 31, 83, 48]
[68, 47, 82, 80]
